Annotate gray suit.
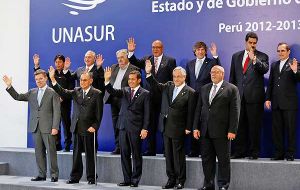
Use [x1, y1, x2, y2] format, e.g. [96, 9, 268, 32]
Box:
[6, 86, 60, 178]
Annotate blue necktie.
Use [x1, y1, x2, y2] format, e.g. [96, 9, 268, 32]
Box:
[37, 88, 44, 106]
[172, 87, 178, 102]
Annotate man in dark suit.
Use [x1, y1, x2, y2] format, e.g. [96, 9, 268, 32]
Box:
[64, 50, 105, 96]
[103, 49, 140, 155]
[194, 65, 240, 190]
[33, 54, 74, 152]
[127, 37, 176, 156]
[104, 68, 150, 187]
[229, 32, 269, 159]
[145, 62, 196, 189]
[49, 67, 103, 185]
[185, 41, 221, 157]
[265, 42, 300, 161]
[3, 69, 60, 182]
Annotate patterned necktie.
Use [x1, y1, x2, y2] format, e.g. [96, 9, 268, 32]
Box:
[37, 88, 44, 106]
[243, 55, 250, 74]
[154, 57, 159, 74]
[209, 85, 217, 104]
[130, 89, 135, 100]
[172, 87, 178, 102]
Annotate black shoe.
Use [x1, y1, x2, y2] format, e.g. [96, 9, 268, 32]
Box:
[31, 176, 46, 181]
[111, 148, 120, 155]
[248, 155, 258, 160]
[174, 183, 184, 189]
[188, 152, 199, 157]
[230, 154, 245, 159]
[200, 186, 214, 190]
[162, 181, 176, 189]
[130, 183, 138, 187]
[143, 151, 156, 156]
[56, 145, 62, 151]
[51, 177, 58, 182]
[219, 187, 227, 190]
[118, 182, 131, 186]
[88, 180, 95, 185]
[63, 147, 70, 152]
[270, 156, 284, 160]
[286, 156, 294, 161]
[66, 179, 79, 184]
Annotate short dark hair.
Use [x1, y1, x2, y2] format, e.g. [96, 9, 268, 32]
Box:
[129, 70, 141, 79]
[54, 54, 65, 62]
[245, 32, 258, 42]
[34, 69, 47, 77]
[193, 41, 207, 56]
[277, 42, 290, 51]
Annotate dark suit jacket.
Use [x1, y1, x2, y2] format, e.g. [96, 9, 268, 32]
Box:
[193, 81, 240, 138]
[146, 75, 196, 139]
[229, 50, 269, 103]
[103, 63, 140, 104]
[186, 57, 220, 93]
[129, 54, 176, 105]
[52, 84, 103, 134]
[105, 84, 150, 134]
[266, 58, 300, 110]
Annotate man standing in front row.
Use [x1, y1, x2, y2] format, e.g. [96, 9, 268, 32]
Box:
[145, 62, 196, 189]
[266, 42, 300, 161]
[49, 67, 103, 185]
[104, 68, 150, 187]
[3, 69, 60, 182]
[193, 66, 240, 190]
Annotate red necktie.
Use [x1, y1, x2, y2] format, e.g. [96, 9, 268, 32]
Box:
[130, 89, 135, 100]
[243, 55, 250, 74]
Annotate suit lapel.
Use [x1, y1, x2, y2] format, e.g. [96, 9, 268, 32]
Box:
[190, 59, 196, 78]
[84, 87, 93, 102]
[110, 66, 119, 85]
[156, 55, 166, 76]
[130, 87, 141, 105]
[207, 83, 212, 105]
[197, 58, 208, 80]
[280, 59, 291, 74]
[238, 52, 244, 74]
[171, 85, 188, 104]
[34, 88, 39, 107]
[210, 82, 226, 105]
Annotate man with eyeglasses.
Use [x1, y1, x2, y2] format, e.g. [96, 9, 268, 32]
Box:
[127, 38, 176, 156]
[265, 42, 300, 161]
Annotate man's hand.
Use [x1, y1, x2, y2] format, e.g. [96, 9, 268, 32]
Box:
[227, 133, 236, 141]
[289, 58, 298, 73]
[127, 37, 136, 52]
[265, 100, 271, 110]
[48, 66, 56, 83]
[33, 54, 40, 68]
[145, 60, 152, 74]
[87, 127, 96, 133]
[193, 130, 200, 140]
[2, 75, 12, 88]
[64, 57, 71, 70]
[104, 67, 112, 83]
[140, 129, 148, 139]
[51, 128, 58, 136]
[209, 42, 218, 57]
[96, 54, 104, 68]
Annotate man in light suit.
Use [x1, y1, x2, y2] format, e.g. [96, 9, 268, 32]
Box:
[185, 41, 221, 157]
[194, 65, 240, 190]
[265, 42, 300, 161]
[145, 62, 196, 189]
[103, 49, 140, 155]
[3, 69, 60, 182]
[49, 67, 103, 185]
[127, 37, 177, 156]
[105, 69, 150, 187]
[229, 32, 269, 159]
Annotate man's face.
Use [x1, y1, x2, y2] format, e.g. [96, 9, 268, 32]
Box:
[35, 73, 47, 88]
[128, 74, 141, 88]
[152, 41, 163, 57]
[245, 37, 257, 52]
[80, 73, 93, 90]
[84, 52, 95, 67]
[277, 44, 290, 61]
[173, 69, 186, 87]
[195, 47, 206, 59]
[117, 52, 129, 69]
[210, 67, 224, 84]
[55, 58, 64, 71]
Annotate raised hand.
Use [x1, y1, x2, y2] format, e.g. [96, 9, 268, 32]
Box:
[48, 66, 56, 82]
[209, 42, 218, 57]
[289, 58, 298, 72]
[104, 67, 112, 83]
[64, 57, 71, 70]
[33, 54, 40, 68]
[145, 60, 152, 74]
[2, 75, 12, 88]
[96, 54, 104, 68]
[127, 37, 136, 52]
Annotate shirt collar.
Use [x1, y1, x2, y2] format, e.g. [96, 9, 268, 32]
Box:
[131, 85, 140, 92]
[196, 56, 206, 63]
[86, 64, 94, 72]
[39, 85, 48, 91]
[83, 86, 91, 94]
[213, 80, 223, 88]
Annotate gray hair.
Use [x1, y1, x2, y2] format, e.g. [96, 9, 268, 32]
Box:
[85, 50, 96, 58]
[173, 66, 186, 76]
[116, 49, 128, 57]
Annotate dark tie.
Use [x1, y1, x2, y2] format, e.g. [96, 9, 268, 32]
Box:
[243, 55, 250, 74]
[83, 91, 86, 99]
[130, 89, 135, 100]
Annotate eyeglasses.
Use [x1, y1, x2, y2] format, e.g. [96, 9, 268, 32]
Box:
[210, 71, 222, 74]
[277, 50, 287, 52]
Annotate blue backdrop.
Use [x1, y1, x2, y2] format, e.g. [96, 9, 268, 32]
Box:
[29, 0, 300, 158]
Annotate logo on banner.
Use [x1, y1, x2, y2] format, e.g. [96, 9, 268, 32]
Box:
[62, 0, 106, 15]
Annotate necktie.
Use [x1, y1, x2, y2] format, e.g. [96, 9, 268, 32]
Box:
[83, 91, 86, 99]
[130, 89, 135, 100]
[154, 57, 159, 74]
[209, 85, 217, 104]
[172, 87, 178, 102]
[195, 59, 202, 79]
[37, 88, 44, 106]
[243, 55, 250, 74]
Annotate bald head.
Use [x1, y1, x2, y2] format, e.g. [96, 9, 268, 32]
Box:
[152, 40, 164, 57]
[210, 65, 225, 84]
